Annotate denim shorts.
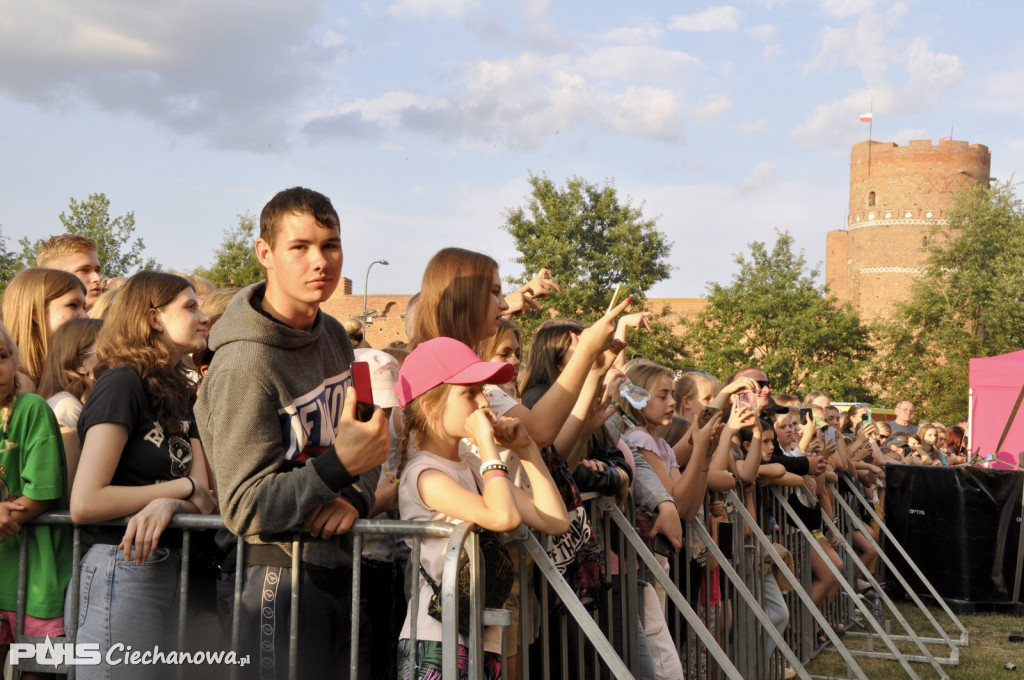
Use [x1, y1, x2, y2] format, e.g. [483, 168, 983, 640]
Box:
[67, 543, 181, 680]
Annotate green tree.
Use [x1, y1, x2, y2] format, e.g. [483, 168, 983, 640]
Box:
[501, 173, 685, 368]
[0, 226, 25, 295]
[873, 181, 1024, 424]
[683, 230, 874, 400]
[19, 193, 155, 275]
[193, 212, 264, 287]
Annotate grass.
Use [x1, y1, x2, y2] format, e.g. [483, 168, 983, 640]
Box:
[805, 601, 1024, 679]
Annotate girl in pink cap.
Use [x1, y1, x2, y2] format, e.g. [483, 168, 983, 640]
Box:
[394, 337, 569, 680]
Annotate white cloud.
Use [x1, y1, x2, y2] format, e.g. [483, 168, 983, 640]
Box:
[592, 24, 664, 45]
[762, 44, 784, 59]
[669, 6, 744, 32]
[902, 38, 964, 106]
[745, 24, 777, 40]
[691, 92, 733, 123]
[0, 0, 338, 151]
[309, 43, 695, 149]
[794, 2, 964, 149]
[611, 87, 684, 139]
[523, 0, 550, 18]
[387, 0, 478, 18]
[576, 45, 702, 82]
[819, 0, 876, 19]
[975, 67, 1024, 113]
[739, 161, 779, 193]
[740, 119, 767, 134]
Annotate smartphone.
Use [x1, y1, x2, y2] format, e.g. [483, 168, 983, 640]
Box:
[734, 392, 756, 410]
[799, 407, 812, 425]
[864, 410, 874, 425]
[698, 405, 721, 428]
[814, 415, 828, 430]
[717, 522, 734, 561]
[653, 533, 677, 557]
[351, 361, 375, 422]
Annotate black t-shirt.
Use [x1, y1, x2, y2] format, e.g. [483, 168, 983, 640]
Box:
[79, 366, 198, 487]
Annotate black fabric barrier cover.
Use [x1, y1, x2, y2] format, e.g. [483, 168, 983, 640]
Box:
[884, 464, 1023, 603]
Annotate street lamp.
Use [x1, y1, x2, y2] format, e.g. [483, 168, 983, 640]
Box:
[363, 259, 389, 324]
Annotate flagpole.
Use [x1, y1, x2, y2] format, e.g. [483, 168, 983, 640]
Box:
[868, 101, 873, 178]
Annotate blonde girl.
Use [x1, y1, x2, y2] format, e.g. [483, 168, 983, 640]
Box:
[0, 322, 71, 680]
[1, 268, 88, 384]
[395, 337, 569, 680]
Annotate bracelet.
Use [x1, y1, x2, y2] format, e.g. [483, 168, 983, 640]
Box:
[483, 470, 508, 482]
[482, 466, 508, 479]
[480, 461, 509, 476]
[182, 476, 196, 500]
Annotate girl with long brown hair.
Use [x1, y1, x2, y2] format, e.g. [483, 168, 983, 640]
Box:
[69, 271, 216, 680]
[410, 247, 631, 448]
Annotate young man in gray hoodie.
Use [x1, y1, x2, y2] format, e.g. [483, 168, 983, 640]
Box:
[195, 187, 389, 678]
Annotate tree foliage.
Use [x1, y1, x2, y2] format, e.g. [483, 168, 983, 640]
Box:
[872, 181, 1024, 424]
[193, 212, 263, 288]
[501, 173, 686, 368]
[19, 193, 155, 276]
[683, 229, 874, 400]
[0, 226, 24, 296]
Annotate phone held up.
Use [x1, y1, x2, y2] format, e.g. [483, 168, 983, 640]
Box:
[351, 361, 375, 422]
[698, 405, 721, 428]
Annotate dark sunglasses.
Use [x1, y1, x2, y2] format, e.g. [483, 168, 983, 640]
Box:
[757, 380, 771, 389]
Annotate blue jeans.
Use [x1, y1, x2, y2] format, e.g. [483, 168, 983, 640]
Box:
[68, 544, 181, 680]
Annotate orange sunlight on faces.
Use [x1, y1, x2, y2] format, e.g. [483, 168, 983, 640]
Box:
[483, 271, 509, 340]
[151, 288, 210, 356]
[442, 383, 491, 442]
[53, 251, 104, 308]
[257, 212, 342, 328]
[45, 288, 88, 337]
[641, 374, 676, 427]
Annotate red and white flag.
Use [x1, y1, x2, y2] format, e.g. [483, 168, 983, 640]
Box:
[859, 112, 873, 122]
[939, 136, 952, 144]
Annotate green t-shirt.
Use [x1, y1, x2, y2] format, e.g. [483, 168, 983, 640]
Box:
[0, 392, 71, 619]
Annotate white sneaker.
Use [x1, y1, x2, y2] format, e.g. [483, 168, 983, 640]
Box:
[856, 577, 872, 592]
[784, 666, 797, 679]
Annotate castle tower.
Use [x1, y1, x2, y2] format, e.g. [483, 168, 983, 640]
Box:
[826, 139, 991, 323]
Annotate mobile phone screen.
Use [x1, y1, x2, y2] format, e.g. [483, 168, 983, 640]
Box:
[351, 361, 375, 422]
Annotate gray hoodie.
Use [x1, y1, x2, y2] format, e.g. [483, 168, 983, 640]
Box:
[195, 282, 379, 568]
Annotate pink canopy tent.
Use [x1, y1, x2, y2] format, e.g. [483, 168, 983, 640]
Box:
[969, 349, 1024, 458]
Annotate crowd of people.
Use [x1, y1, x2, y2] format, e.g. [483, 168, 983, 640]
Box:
[0, 186, 978, 680]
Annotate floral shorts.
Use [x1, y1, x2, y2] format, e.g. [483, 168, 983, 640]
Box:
[398, 638, 501, 680]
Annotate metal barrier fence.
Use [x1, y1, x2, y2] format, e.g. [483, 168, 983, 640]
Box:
[12, 501, 739, 680]
[12, 512, 465, 680]
[9, 471, 968, 680]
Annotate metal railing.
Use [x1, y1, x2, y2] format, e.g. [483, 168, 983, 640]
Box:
[9, 474, 964, 680]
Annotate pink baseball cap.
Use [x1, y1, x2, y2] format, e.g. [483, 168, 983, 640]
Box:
[394, 337, 515, 407]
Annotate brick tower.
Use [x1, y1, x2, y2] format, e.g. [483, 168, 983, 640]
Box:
[826, 139, 991, 323]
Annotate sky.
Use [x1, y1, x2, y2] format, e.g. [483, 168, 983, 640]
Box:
[0, 0, 1021, 299]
